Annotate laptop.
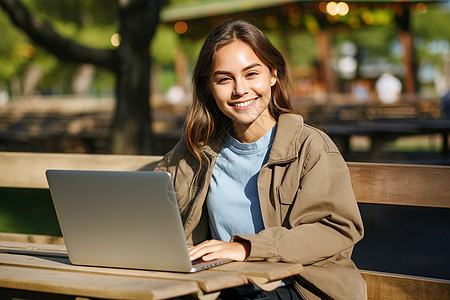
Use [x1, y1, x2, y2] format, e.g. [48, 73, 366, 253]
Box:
[45, 169, 232, 272]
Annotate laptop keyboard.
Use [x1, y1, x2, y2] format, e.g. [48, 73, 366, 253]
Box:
[191, 259, 203, 265]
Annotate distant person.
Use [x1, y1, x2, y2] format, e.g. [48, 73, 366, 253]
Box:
[155, 19, 366, 299]
[165, 85, 185, 105]
[375, 72, 402, 104]
[0, 89, 9, 105]
[352, 79, 371, 102]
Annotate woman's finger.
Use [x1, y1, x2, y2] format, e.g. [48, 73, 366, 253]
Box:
[188, 240, 222, 261]
[188, 240, 248, 261]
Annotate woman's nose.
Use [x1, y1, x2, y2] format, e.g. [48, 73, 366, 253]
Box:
[232, 78, 248, 97]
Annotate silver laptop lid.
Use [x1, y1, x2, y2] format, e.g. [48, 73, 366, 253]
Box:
[46, 169, 194, 272]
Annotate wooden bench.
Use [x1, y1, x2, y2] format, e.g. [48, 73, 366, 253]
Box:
[1, 151, 449, 299]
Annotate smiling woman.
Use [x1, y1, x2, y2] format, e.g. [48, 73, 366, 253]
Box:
[155, 19, 366, 300]
[185, 19, 293, 166]
[210, 41, 277, 143]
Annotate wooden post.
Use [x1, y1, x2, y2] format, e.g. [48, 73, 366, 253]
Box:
[174, 44, 189, 90]
[395, 4, 417, 95]
[316, 29, 337, 96]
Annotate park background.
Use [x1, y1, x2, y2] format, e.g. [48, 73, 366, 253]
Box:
[0, 0, 449, 281]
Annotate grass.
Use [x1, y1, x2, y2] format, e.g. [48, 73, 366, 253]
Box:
[0, 187, 61, 236]
[350, 134, 444, 152]
[382, 134, 443, 152]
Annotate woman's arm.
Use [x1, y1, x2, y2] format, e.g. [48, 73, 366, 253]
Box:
[232, 151, 364, 265]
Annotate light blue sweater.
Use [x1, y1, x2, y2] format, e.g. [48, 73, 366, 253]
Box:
[207, 125, 277, 241]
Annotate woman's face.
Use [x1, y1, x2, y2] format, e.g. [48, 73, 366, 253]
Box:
[210, 40, 276, 141]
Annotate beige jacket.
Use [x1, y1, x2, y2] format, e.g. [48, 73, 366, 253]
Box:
[155, 114, 367, 299]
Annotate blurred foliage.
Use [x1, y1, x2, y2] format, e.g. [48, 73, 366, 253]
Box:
[413, 5, 450, 41]
[0, 9, 28, 82]
[413, 5, 450, 68]
[155, 65, 178, 93]
[178, 37, 204, 67]
[152, 25, 178, 65]
[286, 32, 317, 67]
[0, 0, 119, 95]
[0, 0, 449, 96]
[23, 0, 118, 27]
[335, 26, 397, 59]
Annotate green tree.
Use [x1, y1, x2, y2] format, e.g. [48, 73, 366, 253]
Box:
[0, 0, 161, 154]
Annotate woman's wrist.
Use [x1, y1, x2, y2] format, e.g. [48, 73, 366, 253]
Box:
[234, 239, 251, 260]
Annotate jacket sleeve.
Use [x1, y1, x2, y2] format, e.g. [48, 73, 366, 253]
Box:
[232, 149, 364, 266]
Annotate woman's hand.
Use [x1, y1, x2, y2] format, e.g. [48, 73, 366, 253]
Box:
[188, 239, 250, 262]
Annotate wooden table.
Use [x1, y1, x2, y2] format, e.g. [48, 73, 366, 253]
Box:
[324, 119, 450, 158]
[0, 240, 302, 299]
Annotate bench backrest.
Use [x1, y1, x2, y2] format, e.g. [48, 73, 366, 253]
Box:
[0, 152, 162, 189]
[347, 162, 450, 208]
[1, 152, 449, 209]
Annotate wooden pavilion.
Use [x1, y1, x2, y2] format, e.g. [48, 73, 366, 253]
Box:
[159, 0, 446, 97]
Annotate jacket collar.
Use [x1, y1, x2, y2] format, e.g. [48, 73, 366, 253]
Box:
[202, 113, 304, 164]
[267, 113, 304, 165]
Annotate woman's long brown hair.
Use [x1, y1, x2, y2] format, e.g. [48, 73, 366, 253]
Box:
[185, 19, 295, 167]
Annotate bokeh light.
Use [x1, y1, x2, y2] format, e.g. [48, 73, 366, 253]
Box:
[319, 2, 328, 14]
[111, 33, 120, 47]
[174, 21, 188, 34]
[337, 2, 349, 16]
[326, 1, 338, 16]
[326, 1, 349, 16]
[416, 3, 428, 14]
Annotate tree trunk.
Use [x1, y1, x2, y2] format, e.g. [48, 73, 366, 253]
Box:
[112, 0, 160, 154]
[0, 0, 161, 155]
[395, 3, 417, 95]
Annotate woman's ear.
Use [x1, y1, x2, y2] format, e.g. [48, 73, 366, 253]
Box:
[270, 69, 278, 86]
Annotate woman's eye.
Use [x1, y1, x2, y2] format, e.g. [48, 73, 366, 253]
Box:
[247, 72, 258, 77]
[217, 77, 230, 84]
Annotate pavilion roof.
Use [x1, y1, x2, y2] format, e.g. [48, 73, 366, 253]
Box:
[160, 0, 443, 22]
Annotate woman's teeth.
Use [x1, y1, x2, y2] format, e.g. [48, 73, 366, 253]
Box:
[232, 99, 254, 107]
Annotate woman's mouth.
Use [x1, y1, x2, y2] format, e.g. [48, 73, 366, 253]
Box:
[230, 98, 257, 108]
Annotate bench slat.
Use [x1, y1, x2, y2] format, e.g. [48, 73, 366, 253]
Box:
[361, 270, 450, 300]
[0, 232, 64, 245]
[348, 162, 450, 208]
[1, 147, 450, 299]
[0, 152, 162, 189]
[1, 152, 449, 209]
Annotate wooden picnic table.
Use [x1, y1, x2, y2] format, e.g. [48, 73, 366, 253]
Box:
[324, 118, 450, 158]
[0, 239, 303, 300]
